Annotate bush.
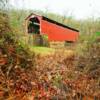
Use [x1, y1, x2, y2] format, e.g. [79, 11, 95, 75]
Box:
[76, 41, 100, 78]
[42, 35, 49, 47]
[0, 12, 11, 35]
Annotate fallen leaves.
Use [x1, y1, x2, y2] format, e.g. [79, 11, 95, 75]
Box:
[0, 35, 100, 99]
[0, 58, 7, 66]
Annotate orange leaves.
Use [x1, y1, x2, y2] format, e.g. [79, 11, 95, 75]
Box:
[0, 57, 7, 65]
[8, 45, 15, 54]
[0, 91, 4, 97]
[0, 44, 100, 100]
[0, 49, 7, 65]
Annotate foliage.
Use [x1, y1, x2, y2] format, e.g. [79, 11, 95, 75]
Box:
[76, 41, 100, 78]
[42, 35, 50, 47]
[0, 45, 100, 99]
[0, 12, 11, 34]
[96, 32, 100, 36]
[0, 33, 100, 99]
[0, 0, 9, 10]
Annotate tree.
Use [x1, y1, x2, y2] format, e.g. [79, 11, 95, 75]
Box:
[0, 0, 9, 11]
[0, 0, 11, 34]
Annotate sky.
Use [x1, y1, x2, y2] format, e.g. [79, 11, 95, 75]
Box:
[9, 0, 100, 19]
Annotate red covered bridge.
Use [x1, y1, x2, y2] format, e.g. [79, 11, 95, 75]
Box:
[25, 13, 79, 42]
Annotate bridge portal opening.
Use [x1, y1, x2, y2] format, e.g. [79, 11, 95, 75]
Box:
[28, 17, 40, 34]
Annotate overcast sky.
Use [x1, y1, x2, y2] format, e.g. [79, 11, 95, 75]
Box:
[9, 0, 100, 19]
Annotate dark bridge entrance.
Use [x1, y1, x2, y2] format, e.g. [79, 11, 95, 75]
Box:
[28, 17, 40, 34]
[27, 17, 44, 46]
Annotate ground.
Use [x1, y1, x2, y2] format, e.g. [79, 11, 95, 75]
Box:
[30, 46, 55, 55]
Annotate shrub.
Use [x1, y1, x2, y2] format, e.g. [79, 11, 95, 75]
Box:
[0, 12, 11, 35]
[76, 41, 100, 78]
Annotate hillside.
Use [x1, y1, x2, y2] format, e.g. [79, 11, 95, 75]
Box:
[0, 31, 100, 100]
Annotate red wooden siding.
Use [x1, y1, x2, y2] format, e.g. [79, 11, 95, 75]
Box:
[25, 13, 79, 42]
[41, 19, 79, 42]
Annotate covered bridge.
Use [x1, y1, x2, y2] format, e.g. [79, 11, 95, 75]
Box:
[25, 13, 79, 46]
